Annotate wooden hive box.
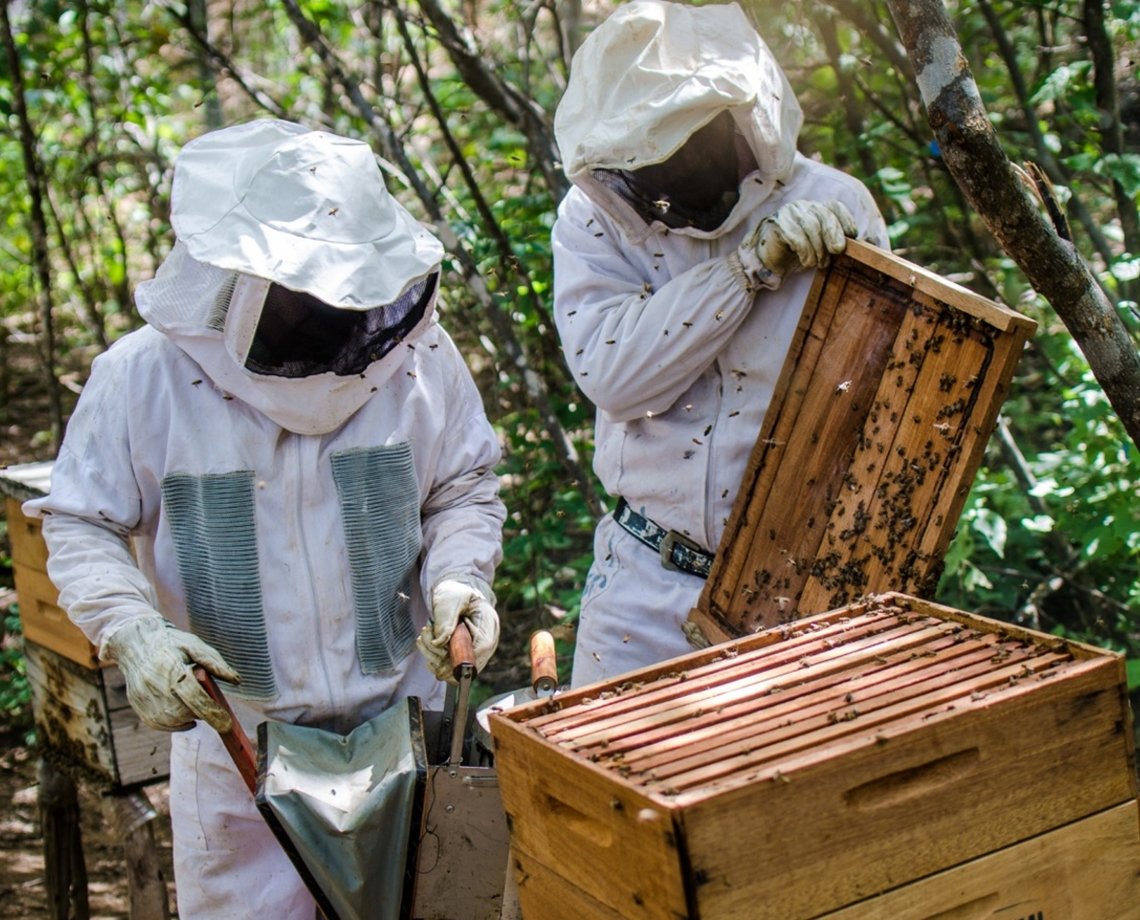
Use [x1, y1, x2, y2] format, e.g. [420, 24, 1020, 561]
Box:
[6, 491, 99, 669]
[689, 240, 1038, 644]
[490, 593, 1140, 919]
[2, 462, 170, 788]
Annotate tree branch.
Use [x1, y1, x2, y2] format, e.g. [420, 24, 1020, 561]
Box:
[975, 0, 1119, 280]
[162, 1, 290, 119]
[1082, 0, 1140, 270]
[819, 0, 913, 78]
[413, 0, 569, 201]
[2, 0, 64, 450]
[885, 0, 1140, 449]
[279, 0, 604, 517]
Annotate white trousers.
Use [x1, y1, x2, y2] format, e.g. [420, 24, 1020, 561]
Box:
[570, 514, 706, 688]
[169, 724, 317, 920]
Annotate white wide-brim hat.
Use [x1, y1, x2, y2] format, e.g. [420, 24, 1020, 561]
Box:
[169, 119, 444, 310]
[555, 0, 800, 182]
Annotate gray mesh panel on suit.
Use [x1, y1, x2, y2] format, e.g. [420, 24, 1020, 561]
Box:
[162, 471, 276, 699]
[331, 445, 422, 673]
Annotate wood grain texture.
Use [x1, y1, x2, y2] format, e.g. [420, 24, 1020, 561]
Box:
[492, 712, 692, 919]
[511, 848, 635, 920]
[24, 640, 170, 789]
[491, 595, 1138, 920]
[690, 244, 1037, 643]
[820, 801, 1140, 920]
[6, 496, 99, 668]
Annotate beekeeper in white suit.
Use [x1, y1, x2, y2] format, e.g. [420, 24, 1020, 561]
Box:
[554, 0, 889, 687]
[26, 119, 505, 918]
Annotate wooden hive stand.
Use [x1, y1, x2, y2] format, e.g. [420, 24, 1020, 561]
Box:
[2, 461, 172, 919]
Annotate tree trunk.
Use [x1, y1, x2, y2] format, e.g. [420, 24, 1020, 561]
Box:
[2, 0, 64, 451]
[885, 0, 1140, 449]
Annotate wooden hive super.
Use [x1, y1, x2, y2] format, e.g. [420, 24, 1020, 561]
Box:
[490, 593, 1140, 919]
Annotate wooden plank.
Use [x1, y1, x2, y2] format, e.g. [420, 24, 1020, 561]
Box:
[613, 642, 1032, 777]
[705, 262, 911, 632]
[522, 608, 905, 735]
[6, 496, 51, 570]
[490, 714, 691, 920]
[542, 615, 935, 743]
[24, 640, 119, 785]
[573, 633, 1004, 763]
[681, 659, 1135, 919]
[13, 561, 99, 669]
[38, 758, 91, 918]
[552, 622, 981, 751]
[641, 652, 1073, 791]
[105, 666, 171, 787]
[800, 290, 1020, 610]
[494, 597, 1138, 919]
[511, 848, 632, 920]
[6, 496, 100, 668]
[846, 239, 1037, 335]
[877, 591, 1133, 664]
[821, 801, 1140, 920]
[22, 641, 171, 788]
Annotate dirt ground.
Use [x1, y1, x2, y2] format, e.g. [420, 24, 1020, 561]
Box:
[0, 729, 177, 919]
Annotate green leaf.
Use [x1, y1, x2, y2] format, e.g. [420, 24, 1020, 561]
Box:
[1022, 514, 1056, 534]
[1127, 659, 1140, 691]
[973, 508, 1008, 558]
[1096, 154, 1140, 197]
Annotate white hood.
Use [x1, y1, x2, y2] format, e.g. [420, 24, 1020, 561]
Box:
[134, 120, 446, 435]
[554, 0, 803, 241]
[136, 242, 439, 436]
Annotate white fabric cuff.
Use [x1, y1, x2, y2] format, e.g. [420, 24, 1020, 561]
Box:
[729, 247, 781, 293]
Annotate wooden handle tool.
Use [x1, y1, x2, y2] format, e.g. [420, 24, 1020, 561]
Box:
[193, 666, 259, 796]
[529, 630, 558, 697]
[448, 620, 476, 681]
[446, 622, 475, 772]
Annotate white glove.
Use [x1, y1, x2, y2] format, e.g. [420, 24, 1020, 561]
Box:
[737, 199, 857, 290]
[103, 617, 241, 733]
[416, 577, 500, 682]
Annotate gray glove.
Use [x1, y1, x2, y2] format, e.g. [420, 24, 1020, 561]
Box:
[737, 199, 857, 290]
[103, 617, 241, 733]
[416, 577, 500, 683]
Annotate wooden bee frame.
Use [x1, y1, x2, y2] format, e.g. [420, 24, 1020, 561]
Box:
[688, 240, 1038, 644]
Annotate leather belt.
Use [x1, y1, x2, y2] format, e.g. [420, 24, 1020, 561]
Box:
[612, 497, 714, 579]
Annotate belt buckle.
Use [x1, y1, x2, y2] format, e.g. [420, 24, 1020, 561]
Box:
[660, 529, 702, 572]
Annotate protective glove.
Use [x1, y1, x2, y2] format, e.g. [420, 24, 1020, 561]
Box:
[103, 617, 241, 733]
[416, 577, 500, 683]
[736, 199, 857, 290]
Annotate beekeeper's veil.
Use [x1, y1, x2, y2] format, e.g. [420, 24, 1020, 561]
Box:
[136, 119, 445, 435]
[555, 0, 803, 239]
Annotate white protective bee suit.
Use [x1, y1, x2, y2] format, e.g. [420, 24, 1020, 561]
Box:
[26, 120, 505, 918]
[553, 0, 889, 687]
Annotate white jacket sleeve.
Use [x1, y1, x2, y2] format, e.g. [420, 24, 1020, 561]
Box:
[39, 513, 161, 657]
[552, 198, 756, 424]
[26, 353, 161, 657]
[417, 333, 506, 600]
